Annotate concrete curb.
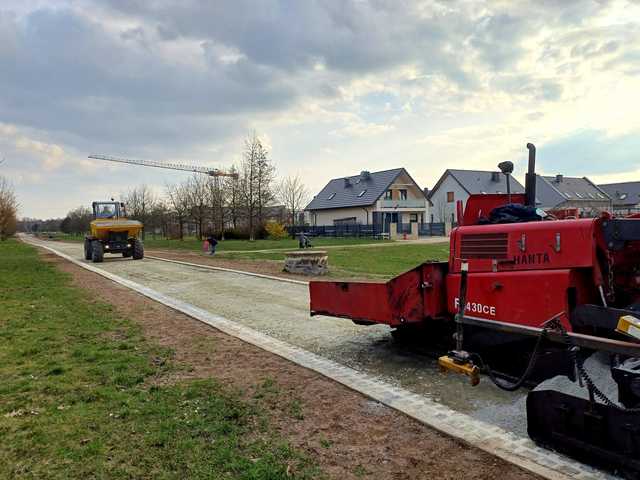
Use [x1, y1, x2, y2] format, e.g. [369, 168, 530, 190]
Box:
[146, 255, 309, 285]
[28, 238, 610, 480]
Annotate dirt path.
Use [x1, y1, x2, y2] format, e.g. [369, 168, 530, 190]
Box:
[39, 248, 540, 480]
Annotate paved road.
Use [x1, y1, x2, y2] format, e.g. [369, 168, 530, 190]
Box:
[35, 238, 529, 435]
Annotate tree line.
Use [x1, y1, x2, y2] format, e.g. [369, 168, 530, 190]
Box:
[29, 134, 310, 241]
[0, 175, 18, 240]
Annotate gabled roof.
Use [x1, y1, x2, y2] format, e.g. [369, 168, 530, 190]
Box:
[535, 175, 610, 208]
[428, 169, 525, 199]
[305, 168, 424, 211]
[598, 181, 640, 206]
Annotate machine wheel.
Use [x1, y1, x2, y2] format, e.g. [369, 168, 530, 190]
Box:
[132, 239, 144, 260]
[91, 241, 104, 263]
[84, 239, 92, 260]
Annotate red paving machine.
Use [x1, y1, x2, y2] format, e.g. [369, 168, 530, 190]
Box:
[310, 144, 640, 478]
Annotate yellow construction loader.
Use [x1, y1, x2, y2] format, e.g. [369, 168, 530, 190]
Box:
[84, 201, 144, 263]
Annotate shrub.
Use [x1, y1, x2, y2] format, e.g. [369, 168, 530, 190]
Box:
[265, 221, 288, 240]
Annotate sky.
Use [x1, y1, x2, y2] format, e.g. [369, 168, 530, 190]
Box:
[2, 0, 640, 218]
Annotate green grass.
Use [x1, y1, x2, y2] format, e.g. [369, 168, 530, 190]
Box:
[224, 242, 450, 278]
[0, 240, 320, 479]
[48, 234, 390, 252]
[143, 236, 390, 252]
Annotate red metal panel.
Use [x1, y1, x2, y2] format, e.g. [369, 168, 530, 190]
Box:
[446, 269, 577, 330]
[421, 262, 448, 319]
[309, 263, 448, 327]
[462, 193, 526, 226]
[450, 218, 597, 274]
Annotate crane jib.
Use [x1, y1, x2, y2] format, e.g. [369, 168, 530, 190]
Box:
[87, 154, 236, 177]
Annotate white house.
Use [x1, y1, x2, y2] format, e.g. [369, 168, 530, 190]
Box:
[305, 168, 429, 232]
[427, 169, 525, 223]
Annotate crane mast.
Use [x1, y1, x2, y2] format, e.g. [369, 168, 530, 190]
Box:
[88, 154, 237, 178]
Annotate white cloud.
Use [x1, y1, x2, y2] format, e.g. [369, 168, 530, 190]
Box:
[1, 0, 639, 217]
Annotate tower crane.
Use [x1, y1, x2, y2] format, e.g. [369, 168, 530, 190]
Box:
[87, 154, 238, 178]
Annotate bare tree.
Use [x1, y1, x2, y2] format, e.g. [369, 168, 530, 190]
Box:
[0, 176, 18, 240]
[185, 174, 208, 240]
[239, 133, 276, 240]
[165, 182, 190, 240]
[278, 175, 308, 226]
[60, 206, 92, 235]
[148, 200, 170, 239]
[256, 144, 276, 226]
[207, 176, 227, 238]
[240, 134, 265, 240]
[226, 165, 241, 230]
[123, 185, 156, 239]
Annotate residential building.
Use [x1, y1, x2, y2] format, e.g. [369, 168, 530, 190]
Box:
[427, 169, 525, 222]
[535, 175, 610, 215]
[598, 182, 640, 214]
[305, 168, 429, 231]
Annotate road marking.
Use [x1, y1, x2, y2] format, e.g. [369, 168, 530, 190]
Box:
[27, 238, 611, 480]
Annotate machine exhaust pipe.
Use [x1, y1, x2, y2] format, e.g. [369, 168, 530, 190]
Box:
[525, 143, 536, 207]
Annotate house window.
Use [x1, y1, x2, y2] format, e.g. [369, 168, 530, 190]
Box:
[410, 213, 418, 223]
[327, 192, 336, 200]
[358, 190, 367, 197]
[446, 191, 454, 203]
[384, 190, 392, 200]
[399, 189, 407, 200]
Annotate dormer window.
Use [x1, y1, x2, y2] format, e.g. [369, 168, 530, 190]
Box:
[384, 190, 392, 200]
[327, 193, 336, 200]
[358, 190, 367, 197]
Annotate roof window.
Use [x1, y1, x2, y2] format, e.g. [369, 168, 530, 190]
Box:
[357, 190, 367, 197]
[327, 193, 336, 200]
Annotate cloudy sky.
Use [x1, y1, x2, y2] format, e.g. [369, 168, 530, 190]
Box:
[2, 0, 639, 218]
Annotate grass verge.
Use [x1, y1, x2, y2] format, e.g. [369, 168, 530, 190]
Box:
[0, 240, 320, 479]
[223, 242, 450, 278]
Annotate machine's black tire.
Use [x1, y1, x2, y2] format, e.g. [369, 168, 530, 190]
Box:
[132, 239, 144, 260]
[84, 239, 92, 260]
[91, 241, 104, 263]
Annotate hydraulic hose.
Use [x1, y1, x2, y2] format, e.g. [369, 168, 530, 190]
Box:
[470, 325, 550, 392]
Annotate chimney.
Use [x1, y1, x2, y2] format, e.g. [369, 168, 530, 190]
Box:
[555, 174, 563, 183]
[360, 170, 370, 180]
[344, 177, 351, 187]
[491, 172, 500, 182]
[423, 187, 429, 197]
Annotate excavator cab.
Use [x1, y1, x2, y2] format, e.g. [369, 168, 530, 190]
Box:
[92, 201, 121, 219]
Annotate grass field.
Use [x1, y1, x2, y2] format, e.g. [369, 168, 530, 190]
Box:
[0, 240, 319, 479]
[225, 242, 451, 278]
[45, 233, 391, 252]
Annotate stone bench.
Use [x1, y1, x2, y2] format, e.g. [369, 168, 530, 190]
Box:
[284, 250, 328, 275]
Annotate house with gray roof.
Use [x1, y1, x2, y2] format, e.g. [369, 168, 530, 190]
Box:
[535, 174, 610, 215]
[598, 181, 640, 214]
[427, 169, 525, 222]
[305, 168, 429, 231]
